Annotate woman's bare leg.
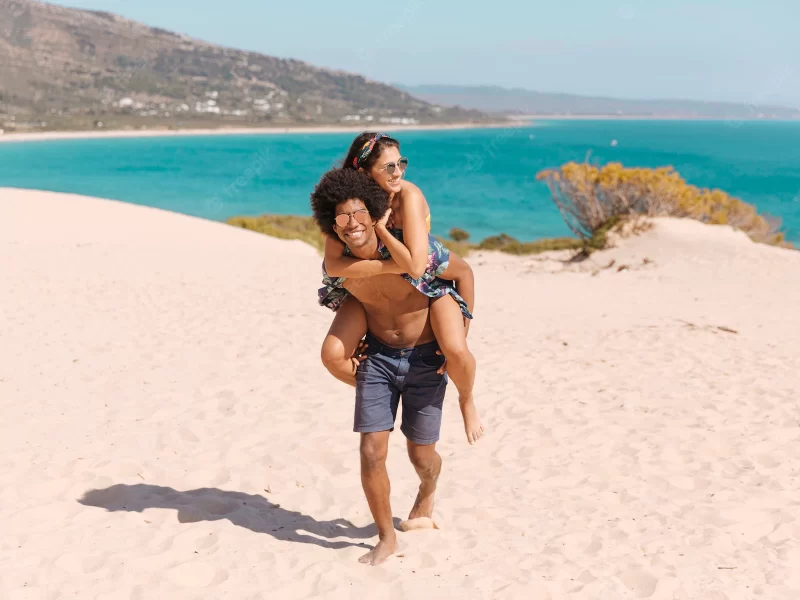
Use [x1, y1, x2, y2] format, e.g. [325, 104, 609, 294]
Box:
[321, 297, 368, 387]
[430, 295, 484, 444]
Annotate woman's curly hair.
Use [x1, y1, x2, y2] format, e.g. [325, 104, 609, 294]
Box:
[310, 168, 390, 236]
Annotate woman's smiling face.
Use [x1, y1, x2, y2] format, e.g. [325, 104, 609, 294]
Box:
[366, 145, 405, 194]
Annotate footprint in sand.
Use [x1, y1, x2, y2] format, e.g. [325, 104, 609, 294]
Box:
[585, 535, 603, 556]
[167, 562, 228, 588]
[179, 427, 199, 443]
[217, 398, 236, 415]
[82, 554, 107, 573]
[54, 553, 89, 575]
[194, 532, 219, 551]
[616, 569, 658, 598]
[416, 551, 439, 568]
[209, 468, 231, 486]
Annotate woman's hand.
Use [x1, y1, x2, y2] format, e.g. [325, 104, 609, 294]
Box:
[374, 208, 392, 242]
[435, 350, 447, 375]
[376, 207, 392, 231]
[385, 193, 397, 228]
[351, 338, 369, 369]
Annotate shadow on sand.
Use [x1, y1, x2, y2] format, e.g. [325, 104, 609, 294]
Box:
[79, 483, 399, 551]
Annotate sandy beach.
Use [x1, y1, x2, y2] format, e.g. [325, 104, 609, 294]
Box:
[5, 118, 796, 145]
[0, 121, 516, 144]
[1, 188, 799, 599]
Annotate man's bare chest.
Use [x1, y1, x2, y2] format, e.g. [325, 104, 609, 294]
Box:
[343, 275, 417, 307]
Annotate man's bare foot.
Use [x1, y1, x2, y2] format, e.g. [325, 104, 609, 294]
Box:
[460, 396, 485, 445]
[399, 517, 439, 531]
[407, 453, 442, 521]
[358, 536, 397, 566]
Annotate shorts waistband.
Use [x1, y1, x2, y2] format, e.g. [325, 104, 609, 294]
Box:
[365, 332, 439, 358]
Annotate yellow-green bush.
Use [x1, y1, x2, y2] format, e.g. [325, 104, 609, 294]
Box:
[536, 162, 786, 246]
[228, 214, 587, 258]
[226, 214, 325, 250]
[476, 233, 582, 254]
[449, 227, 471, 242]
[437, 237, 473, 257]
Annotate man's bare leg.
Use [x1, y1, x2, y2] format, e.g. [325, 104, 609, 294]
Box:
[403, 440, 442, 528]
[358, 431, 398, 565]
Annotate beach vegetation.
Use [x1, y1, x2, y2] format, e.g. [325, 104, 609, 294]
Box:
[537, 162, 787, 247]
[227, 163, 794, 258]
[449, 227, 470, 242]
[478, 233, 579, 254]
[227, 214, 592, 258]
[226, 214, 325, 250]
[437, 237, 473, 257]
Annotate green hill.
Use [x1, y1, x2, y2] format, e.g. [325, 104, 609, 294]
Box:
[0, 0, 486, 132]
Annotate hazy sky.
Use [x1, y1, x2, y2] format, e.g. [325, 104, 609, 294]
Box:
[47, 0, 800, 106]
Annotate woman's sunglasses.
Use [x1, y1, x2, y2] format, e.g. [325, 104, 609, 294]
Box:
[334, 209, 369, 228]
[379, 157, 409, 176]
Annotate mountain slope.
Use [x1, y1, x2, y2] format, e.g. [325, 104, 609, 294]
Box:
[400, 84, 800, 120]
[0, 0, 484, 131]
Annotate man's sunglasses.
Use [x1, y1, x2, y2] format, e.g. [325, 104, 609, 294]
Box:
[379, 157, 409, 176]
[334, 209, 370, 228]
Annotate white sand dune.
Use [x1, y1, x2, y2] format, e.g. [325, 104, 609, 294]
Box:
[1, 188, 799, 599]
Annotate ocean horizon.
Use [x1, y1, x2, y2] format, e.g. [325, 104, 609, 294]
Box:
[2, 120, 799, 243]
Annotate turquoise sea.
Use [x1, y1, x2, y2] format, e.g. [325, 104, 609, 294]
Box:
[1, 120, 799, 242]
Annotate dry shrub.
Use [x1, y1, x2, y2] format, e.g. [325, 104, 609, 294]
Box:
[437, 237, 472, 257]
[536, 162, 786, 246]
[477, 233, 585, 255]
[226, 214, 325, 251]
[449, 227, 471, 242]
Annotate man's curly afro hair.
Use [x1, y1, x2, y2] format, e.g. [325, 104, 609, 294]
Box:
[310, 168, 390, 236]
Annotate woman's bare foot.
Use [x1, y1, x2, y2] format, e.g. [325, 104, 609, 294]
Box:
[460, 396, 485, 445]
[358, 535, 397, 566]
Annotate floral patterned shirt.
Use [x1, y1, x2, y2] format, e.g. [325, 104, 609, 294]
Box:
[318, 229, 473, 319]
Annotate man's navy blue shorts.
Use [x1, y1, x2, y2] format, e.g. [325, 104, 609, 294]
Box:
[354, 332, 449, 445]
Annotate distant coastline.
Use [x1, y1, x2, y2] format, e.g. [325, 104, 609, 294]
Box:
[400, 85, 800, 121]
[0, 121, 517, 144]
[506, 114, 800, 122]
[5, 116, 800, 144]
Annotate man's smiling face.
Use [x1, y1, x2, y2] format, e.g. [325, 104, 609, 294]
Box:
[333, 198, 375, 250]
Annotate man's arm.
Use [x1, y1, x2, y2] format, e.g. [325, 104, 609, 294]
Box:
[323, 235, 405, 278]
[438, 252, 475, 335]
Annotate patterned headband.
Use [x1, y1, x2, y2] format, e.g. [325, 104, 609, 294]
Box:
[353, 133, 387, 168]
